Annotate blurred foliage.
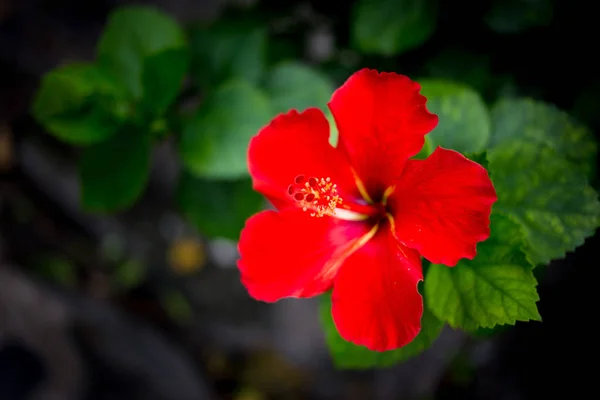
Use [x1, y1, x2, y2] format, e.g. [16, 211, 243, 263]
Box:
[96, 6, 189, 103]
[425, 49, 495, 98]
[469, 323, 511, 339]
[177, 173, 263, 240]
[80, 125, 151, 211]
[179, 80, 271, 179]
[30, 0, 600, 371]
[485, 0, 553, 34]
[352, 0, 437, 56]
[112, 259, 147, 291]
[489, 99, 597, 179]
[160, 289, 194, 323]
[31, 255, 78, 287]
[189, 18, 267, 90]
[32, 63, 128, 144]
[265, 62, 334, 114]
[419, 80, 491, 154]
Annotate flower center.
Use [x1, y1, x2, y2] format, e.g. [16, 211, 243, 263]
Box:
[288, 175, 343, 218]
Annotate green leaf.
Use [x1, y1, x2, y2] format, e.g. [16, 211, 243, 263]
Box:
[485, 0, 553, 34]
[489, 98, 597, 180]
[352, 0, 437, 56]
[424, 214, 541, 331]
[161, 289, 194, 323]
[265, 62, 334, 114]
[80, 127, 151, 212]
[179, 80, 271, 179]
[464, 151, 489, 172]
[325, 111, 339, 147]
[419, 80, 491, 154]
[141, 48, 190, 116]
[32, 63, 128, 144]
[33, 255, 77, 287]
[413, 136, 433, 160]
[189, 19, 267, 89]
[267, 38, 300, 66]
[468, 324, 510, 339]
[97, 5, 187, 100]
[113, 259, 146, 290]
[426, 49, 493, 96]
[177, 172, 264, 240]
[489, 141, 600, 265]
[319, 292, 444, 369]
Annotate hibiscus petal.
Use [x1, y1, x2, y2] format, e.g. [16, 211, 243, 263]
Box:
[328, 69, 438, 198]
[248, 108, 359, 210]
[237, 208, 371, 302]
[389, 147, 498, 266]
[331, 227, 424, 351]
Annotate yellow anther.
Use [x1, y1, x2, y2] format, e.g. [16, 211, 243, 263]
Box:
[288, 175, 343, 217]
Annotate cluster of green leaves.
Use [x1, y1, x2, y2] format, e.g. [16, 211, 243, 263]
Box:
[32, 6, 339, 242]
[33, 6, 188, 212]
[31, 2, 599, 372]
[319, 81, 600, 369]
[350, 0, 554, 57]
[178, 17, 336, 240]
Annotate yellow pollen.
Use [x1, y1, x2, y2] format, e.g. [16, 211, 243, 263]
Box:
[288, 175, 343, 217]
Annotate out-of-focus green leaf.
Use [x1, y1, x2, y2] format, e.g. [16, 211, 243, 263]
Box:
[425, 214, 541, 331]
[464, 151, 489, 172]
[141, 48, 190, 116]
[352, 0, 437, 56]
[190, 19, 267, 89]
[33, 255, 77, 287]
[468, 324, 511, 339]
[32, 63, 128, 144]
[413, 136, 433, 160]
[489, 141, 600, 265]
[425, 49, 493, 96]
[80, 126, 151, 212]
[179, 80, 271, 179]
[113, 259, 146, 290]
[489, 98, 597, 180]
[161, 289, 194, 323]
[267, 38, 300, 67]
[265, 62, 334, 114]
[320, 292, 444, 369]
[485, 0, 553, 34]
[177, 172, 264, 240]
[97, 5, 187, 100]
[325, 111, 339, 147]
[419, 80, 491, 154]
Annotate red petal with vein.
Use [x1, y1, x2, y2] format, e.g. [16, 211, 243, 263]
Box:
[248, 108, 359, 210]
[389, 147, 497, 266]
[331, 227, 424, 351]
[328, 69, 438, 197]
[237, 208, 370, 302]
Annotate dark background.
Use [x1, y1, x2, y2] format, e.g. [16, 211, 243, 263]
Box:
[0, 0, 597, 399]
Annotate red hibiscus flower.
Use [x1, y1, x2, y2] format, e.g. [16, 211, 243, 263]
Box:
[237, 69, 497, 351]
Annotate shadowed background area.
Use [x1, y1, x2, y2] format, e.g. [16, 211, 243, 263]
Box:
[0, 0, 597, 399]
